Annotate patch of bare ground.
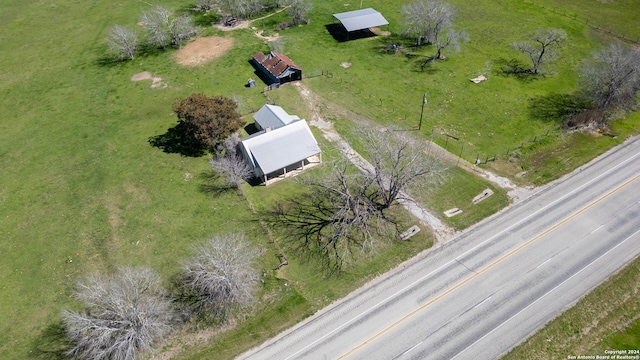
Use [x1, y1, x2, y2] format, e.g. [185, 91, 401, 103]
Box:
[175, 36, 234, 67]
[370, 27, 391, 36]
[253, 28, 280, 42]
[131, 71, 166, 88]
[340, 62, 352, 68]
[213, 20, 251, 31]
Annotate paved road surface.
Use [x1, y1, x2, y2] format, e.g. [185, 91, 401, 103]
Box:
[238, 137, 640, 360]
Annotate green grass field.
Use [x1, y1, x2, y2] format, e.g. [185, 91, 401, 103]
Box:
[1, 0, 639, 359]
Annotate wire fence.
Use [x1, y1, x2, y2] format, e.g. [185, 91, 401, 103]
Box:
[322, 72, 559, 167]
[426, 129, 554, 167]
[525, 0, 640, 44]
[254, 70, 556, 167]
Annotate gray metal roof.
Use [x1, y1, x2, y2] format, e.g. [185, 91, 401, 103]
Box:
[333, 8, 389, 32]
[240, 120, 321, 175]
[253, 104, 300, 131]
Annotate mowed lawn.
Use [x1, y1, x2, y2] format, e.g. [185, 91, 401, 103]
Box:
[0, 0, 270, 358]
[1, 0, 639, 359]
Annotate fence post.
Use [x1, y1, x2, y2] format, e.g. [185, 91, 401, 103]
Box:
[457, 143, 464, 166]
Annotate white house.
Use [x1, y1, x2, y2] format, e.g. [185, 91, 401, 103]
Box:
[239, 118, 321, 185]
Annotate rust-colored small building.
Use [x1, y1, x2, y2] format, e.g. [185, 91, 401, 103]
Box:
[251, 51, 302, 85]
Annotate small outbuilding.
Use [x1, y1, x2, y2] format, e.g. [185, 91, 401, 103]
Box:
[252, 104, 301, 131]
[239, 118, 321, 185]
[333, 8, 389, 33]
[251, 51, 302, 85]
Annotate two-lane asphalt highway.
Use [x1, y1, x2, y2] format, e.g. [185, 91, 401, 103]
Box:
[238, 137, 640, 360]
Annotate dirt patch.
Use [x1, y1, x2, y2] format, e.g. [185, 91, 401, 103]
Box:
[371, 27, 391, 36]
[254, 28, 280, 42]
[213, 20, 251, 31]
[131, 71, 166, 88]
[340, 62, 352, 68]
[175, 36, 234, 67]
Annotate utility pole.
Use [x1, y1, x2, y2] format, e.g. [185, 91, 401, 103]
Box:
[418, 93, 427, 130]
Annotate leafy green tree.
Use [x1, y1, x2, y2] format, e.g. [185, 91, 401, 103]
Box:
[288, 0, 312, 25]
[173, 94, 245, 151]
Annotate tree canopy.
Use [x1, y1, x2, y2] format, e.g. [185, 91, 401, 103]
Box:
[62, 267, 175, 360]
[274, 130, 444, 272]
[512, 28, 567, 74]
[181, 233, 263, 321]
[173, 94, 245, 151]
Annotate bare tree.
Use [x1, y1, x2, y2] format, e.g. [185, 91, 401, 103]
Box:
[61, 267, 175, 360]
[181, 233, 263, 320]
[434, 27, 468, 60]
[274, 131, 444, 271]
[512, 28, 567, 74]
[402, 0, 455, 47]
[402, 0, 466, 62]
[169, 14, 198, 47]
[365, 131, 444, 209]
[195, 0, 214, 12]
[106, 25, 139, 60]
[209, 133, 253, 188]
[216, 0, 264, 19]
[580, 43, 640, 110]
[288, 0, 312, 25]
[139, 6, 197, 49]
[140, 5, 172, 49]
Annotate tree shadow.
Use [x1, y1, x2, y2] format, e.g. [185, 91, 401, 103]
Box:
[528, 93, 590, 124]
[95, 54, 129, 67]
[149, 122, 206, 157]
[405, 53, 439, 74]
[372, 34, 408, 55]
[494, 57, 538, 82]
[30, 321, 71, 360]
[136, 43, 170, 58]
[94, 41, 186, 68]
[267, 197, 339, 275]
[199, 170, 230, 196]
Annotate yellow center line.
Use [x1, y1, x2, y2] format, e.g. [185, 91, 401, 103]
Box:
[338, 173, 640, 359]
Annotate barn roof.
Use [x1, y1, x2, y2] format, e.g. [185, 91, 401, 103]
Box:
[240, 120, 320, 175]
[253, 104, 300, 130]
[252, 51, 302, 79]
[333, 8, 389, 32]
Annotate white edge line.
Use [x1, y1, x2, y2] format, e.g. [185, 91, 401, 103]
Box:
[590, 224, 604, 234]
[281, 150, 640, 360]
[280, 151, 640, 360]
[450, 227, 640, 360]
